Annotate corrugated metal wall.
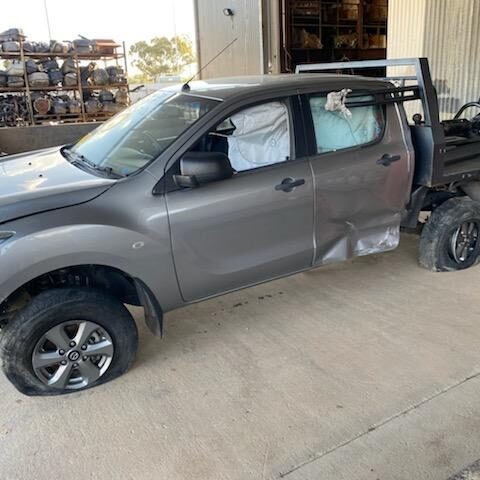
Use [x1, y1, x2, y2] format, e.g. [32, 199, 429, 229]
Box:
[388, 0, 480, 119]
[195, 0, 264, 78]
[387, 0, 427, 58]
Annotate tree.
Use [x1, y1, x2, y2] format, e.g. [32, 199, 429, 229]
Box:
[129, 35, 195, 81]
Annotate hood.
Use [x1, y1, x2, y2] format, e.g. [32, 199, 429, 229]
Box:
[0, 147, 116, 224]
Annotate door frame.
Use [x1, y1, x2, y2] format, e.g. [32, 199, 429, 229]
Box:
[153, 90, 309, 195]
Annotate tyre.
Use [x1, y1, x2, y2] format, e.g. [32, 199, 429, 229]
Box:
[419, 196, 480, 272]
[0, 288, 138, 396]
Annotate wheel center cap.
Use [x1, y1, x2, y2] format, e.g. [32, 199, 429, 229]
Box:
[68, 350, 80, 362]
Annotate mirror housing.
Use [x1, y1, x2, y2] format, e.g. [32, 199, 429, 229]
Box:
[174, 152, 234, 188]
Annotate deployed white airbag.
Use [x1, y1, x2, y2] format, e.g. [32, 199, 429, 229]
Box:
[310, 95, 382, 153]
[227, 102, 290, 172]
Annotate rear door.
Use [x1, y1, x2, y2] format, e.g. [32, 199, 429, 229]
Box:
[303, 89, 413, 265]
[165, 97, 315, 302]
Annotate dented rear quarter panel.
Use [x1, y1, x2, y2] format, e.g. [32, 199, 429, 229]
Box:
[308, 99, 415, 265]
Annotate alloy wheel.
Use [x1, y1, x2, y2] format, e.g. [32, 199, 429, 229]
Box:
[449, 221, 480, 264]
[32, 320, 114, 390]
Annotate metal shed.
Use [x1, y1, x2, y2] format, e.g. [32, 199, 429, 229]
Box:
[194, 0, 480, 118]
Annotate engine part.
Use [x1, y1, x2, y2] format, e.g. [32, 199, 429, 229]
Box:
[33, 96, 52, 115]
[64, 72, 78, 86]
[106, 66, 120, 83]
[68, 99, 82, 114]
[22, 41, 35, 53]
[48, 70, 64, 86]
[0, 28, 24, 41]
[7, 76, 24, 88]
[73, 38, 91, 54]
[85, 98, 101, 114]
[50, 40, 67, 54]
[0, 95, 29, 127]
[28, 72, 49, 88]
[25, 59, 38, 75]
[52, 99, 68, 114]
[7, 61, 25, 77]
[92, 68, 108, 86]
[1, 41, 20, 52]
[98, 90, 114, 103]
[40, 59, 59, 71]
[35, 42, 50, 53]
[61, 59, 77, 74]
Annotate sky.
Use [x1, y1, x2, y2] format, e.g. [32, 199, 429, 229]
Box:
[1, 0, 196, 73]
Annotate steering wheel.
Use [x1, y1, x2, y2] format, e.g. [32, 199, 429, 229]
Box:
[137, 130, 162, 155]
[454, 101, 480, 120]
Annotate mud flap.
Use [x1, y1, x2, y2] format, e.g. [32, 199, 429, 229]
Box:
[134, 278, 163, 336]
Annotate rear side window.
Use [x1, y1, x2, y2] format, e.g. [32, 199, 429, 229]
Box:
[308, 94, 383, 154]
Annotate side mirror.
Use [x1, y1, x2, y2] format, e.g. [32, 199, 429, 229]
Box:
[174, 152, 234, 188]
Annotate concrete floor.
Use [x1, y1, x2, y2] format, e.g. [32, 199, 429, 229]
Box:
[1, 234, 480, 480]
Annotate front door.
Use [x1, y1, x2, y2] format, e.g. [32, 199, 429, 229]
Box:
[165, 98, 314, 301]
[303, 90, 413, 264]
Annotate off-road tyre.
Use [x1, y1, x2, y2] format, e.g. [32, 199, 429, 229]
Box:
[419, 196, 480, 272]
[0, 288, 138, 396]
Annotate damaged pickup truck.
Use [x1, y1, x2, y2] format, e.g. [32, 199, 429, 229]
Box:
[1, 57, 480, 395]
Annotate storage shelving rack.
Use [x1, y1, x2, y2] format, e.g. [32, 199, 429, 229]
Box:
[0, 36, 129, 125]
[282, 0, 388, 73]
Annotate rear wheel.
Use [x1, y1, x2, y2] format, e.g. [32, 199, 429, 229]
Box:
[0, 288, 138, 396]
[419, 197, 480, 271]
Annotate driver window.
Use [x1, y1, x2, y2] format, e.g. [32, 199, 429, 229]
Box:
[191, 100, 292, 172]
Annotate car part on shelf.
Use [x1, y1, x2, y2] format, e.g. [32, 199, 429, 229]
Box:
[28, 72, 49, 88]
[48, 69, 64, 86]
[64, 72, 78, 86]
[68, 99, 82, 114]
[98, 90, 114, 103]
[52, 99, 68, 115]
[85, 98, 101, 114]
[33, 96, 52, 115]
[92, 68, 109, 86]
[0, 95, 29, 126]
[0, 28, 130, 126]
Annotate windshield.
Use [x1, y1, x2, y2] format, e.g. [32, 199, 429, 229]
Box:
[71, 91, 220, 176]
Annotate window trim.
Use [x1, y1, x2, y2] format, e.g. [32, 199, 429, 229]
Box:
[301, 91, 387, 157]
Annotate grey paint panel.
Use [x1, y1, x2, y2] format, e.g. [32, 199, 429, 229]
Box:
[0, 147, 115, 223]
[167, 159, 314, 301]
[310, 104, 414, 264]
[0, 173, 183, 313]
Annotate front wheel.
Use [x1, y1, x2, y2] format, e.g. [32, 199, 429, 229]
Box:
[419, 197, 480, 271]
[0, 288, 138, 396]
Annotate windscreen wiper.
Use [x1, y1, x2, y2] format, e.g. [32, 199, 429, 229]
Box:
[61, 147, 122, 178]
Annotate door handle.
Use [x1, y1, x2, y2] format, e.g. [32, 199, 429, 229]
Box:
[275, 177, 305, 193]
[377, 153, 401, 166]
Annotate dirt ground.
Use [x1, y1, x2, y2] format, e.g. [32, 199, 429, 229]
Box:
[1, 234, 480, 480]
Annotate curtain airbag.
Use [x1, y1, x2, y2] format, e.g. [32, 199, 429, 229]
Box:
[227, 102, 290, 172]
